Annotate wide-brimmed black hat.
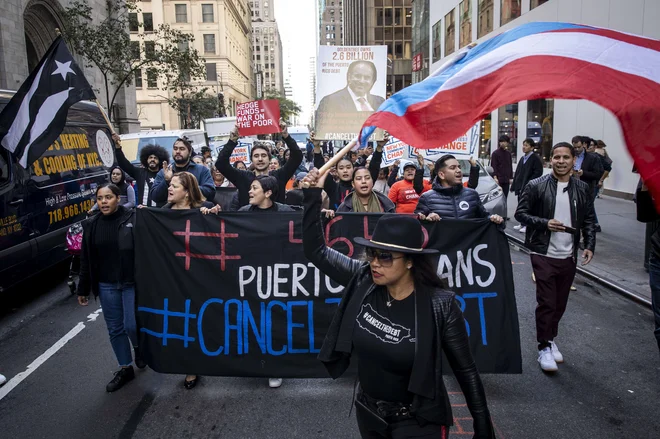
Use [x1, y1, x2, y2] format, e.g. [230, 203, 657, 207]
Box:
[354, 214, 438, 254]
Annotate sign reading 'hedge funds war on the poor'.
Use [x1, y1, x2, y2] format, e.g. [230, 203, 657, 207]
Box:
[236, 99, 281, 136]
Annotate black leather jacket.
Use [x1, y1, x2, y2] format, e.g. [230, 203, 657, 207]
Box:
[515, 174, 596, 257]
[302, 188, 494, 437]
[415, 181, 489, 219]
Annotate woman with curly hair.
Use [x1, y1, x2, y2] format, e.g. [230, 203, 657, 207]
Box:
[113, 134, 170, 207]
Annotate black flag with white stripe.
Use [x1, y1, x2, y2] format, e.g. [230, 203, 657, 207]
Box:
[0, 36, 95, 168]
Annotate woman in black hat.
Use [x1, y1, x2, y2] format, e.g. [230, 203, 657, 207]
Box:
[301, 169, 494, 439]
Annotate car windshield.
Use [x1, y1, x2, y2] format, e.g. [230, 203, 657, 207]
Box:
[289, 133, 308, 143]
[137, 136, 179, 153]
[418, 158, 488, 178]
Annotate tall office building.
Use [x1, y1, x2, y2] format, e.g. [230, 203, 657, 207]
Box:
[319, 0, 343, 46]
[343, 0, 413, 96]
[250, 0, 285, 95]
[132, 0, 253, 129]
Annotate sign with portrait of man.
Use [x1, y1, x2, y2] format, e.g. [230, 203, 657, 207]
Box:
[315, 45, 387, 141]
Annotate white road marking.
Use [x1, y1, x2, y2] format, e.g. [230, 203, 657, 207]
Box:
[0, 307, 103, 401]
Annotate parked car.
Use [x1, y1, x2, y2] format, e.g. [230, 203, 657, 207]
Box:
[0, 90, 113, 292]
[407, 158, 506, 218]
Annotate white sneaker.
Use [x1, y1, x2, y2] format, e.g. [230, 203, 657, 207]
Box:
[268, 378, 283, 388]
[538, 348, 558, 372]
[519, 226, 527, 233]
[0, 373, 6, 386]
[513, 224, 522, 230]
[550, 341, 564, 363]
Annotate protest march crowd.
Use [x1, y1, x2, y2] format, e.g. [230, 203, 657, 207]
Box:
[69, 118, 652, 439]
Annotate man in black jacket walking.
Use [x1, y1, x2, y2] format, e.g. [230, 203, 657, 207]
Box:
[512, 138, 544, 233]
[415, 155, 504, 224]
[113, 134, 170, 207]
[515, 142, 596, 373]
[572, 135, 604, 231]
[216, 120, 302, 208]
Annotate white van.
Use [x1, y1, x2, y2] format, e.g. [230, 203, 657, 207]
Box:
[287, 126, 310, 149]
[119, 130, 208, 164]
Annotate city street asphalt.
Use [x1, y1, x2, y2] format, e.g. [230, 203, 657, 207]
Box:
[0, 246, 658, 439]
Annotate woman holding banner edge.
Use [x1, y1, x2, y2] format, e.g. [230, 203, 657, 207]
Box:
[301, 169, 494, 438]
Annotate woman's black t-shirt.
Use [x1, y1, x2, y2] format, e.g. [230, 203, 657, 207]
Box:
[353, 287, 416, 403]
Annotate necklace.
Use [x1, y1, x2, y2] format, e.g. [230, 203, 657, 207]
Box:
[385, 289, 414, 307]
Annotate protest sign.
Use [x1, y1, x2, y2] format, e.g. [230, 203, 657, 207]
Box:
[135, 210, 522, 377]
[409, 122, 481, 160]
[236, 100, 281, 136]
[381, 137, 410, 168]
[315, 45, 387, 142]
[229, 139, 253, 165]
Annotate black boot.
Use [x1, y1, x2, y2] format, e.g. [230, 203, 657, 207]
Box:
[106, 366, 135, 392]
[134, 347, 147, 370]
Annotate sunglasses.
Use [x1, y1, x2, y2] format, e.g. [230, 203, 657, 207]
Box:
[365, 248, 405, 267]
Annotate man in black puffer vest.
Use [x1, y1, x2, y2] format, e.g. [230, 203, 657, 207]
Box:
[415, 154, 504, 224]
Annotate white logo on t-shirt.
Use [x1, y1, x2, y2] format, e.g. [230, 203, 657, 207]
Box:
[356, 304, 411, 344]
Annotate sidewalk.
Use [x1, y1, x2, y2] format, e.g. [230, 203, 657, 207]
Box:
[506, 192, 652, 301]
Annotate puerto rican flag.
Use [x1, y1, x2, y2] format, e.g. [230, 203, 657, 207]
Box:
[359, 22, 660, 207]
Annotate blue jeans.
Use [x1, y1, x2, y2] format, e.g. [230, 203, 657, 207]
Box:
[98, 282, 138, 367]
[648, 255, 660, 352]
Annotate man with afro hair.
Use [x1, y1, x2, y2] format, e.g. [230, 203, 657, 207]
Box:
[113, 134, 170, 207]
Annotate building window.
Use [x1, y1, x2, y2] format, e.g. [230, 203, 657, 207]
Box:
[130, 41, 140, 60]
[146, 69, 157, 88]
[478, 0, 493, 38]
[145, 41, 155, 59]
[134, 70, 143, 88]
[175, 4, 188, 23]
[206, 63, 217, 81]
[459, 0, 472, 49]
[143, 13, 153, 32]
[129, 13, 139, 32]
[501, 0, 521, 26]
[444, 10, 456, 57]
[431, 19, 441, 62]
[498, 104, 518, 159]
[531, 0, 550, 9]
[202, 4, 214, 22]
[177, 39, 189, 52]
[203, 34, 216, 53]
[527, 98, 554, 164]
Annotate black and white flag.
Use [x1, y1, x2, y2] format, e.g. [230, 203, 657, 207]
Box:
[0, 36, 95, 168]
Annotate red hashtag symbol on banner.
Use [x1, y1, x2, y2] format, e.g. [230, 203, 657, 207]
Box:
[174, 219, 241, 271]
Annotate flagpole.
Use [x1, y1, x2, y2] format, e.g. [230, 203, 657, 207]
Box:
[318, 138, 358, 176]
[94, 99, 116, 135]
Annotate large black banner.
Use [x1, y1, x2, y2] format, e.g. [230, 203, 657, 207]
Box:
[135, 210, 522, 377]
